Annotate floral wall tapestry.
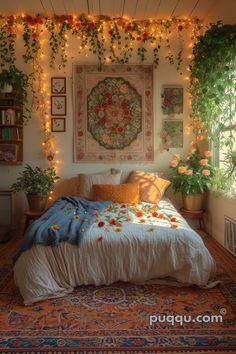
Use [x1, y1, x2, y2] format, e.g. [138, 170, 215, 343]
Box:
[73, 65, 153, 162]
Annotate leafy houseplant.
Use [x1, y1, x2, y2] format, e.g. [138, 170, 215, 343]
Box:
[0, 65, 31, 121]
[169, 149, 216, 211]
[11, 164, 60, 211]
[189, 22, 236, 192]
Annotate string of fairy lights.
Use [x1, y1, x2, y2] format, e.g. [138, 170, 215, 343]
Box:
[0, 14, 206, 179]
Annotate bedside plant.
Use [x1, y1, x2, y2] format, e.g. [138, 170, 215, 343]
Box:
[11, 164, 60, 211]
[169, 149, 216, 211]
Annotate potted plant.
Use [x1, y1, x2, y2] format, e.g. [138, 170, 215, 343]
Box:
[169, 149, 216, 211]
[0, 65, 30, 105]
[11, 164, 60, 211]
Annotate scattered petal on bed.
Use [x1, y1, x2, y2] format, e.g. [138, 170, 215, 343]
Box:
[147, 227, 156, 232]
[136, 211, 143, 217]
[51, 225, 60, 230]
[139, 219, 146, 223]
[115, 227, 122, 232]
[97, 236, 104, 241]
[109, 218, 117, 225]
[170, 217, 177, 222]
[171, 223, 178, 228]
[116, 221, 123, 227]
[98, 221, 105, 227]
[152, 211, 158, 217]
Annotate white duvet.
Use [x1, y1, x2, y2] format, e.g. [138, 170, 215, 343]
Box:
[14, 199, 216, 305]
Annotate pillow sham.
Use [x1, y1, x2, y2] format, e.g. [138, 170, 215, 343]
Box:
[127, 170, 170, 204]
[76, 170, 122, 200]
[92, 182, 140, 204]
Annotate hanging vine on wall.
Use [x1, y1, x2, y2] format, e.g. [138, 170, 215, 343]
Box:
[189, 22, 236, 194]
[0, 14, 202, 167]
[0, 16, 16, 68]
[0, 14, 202, 73]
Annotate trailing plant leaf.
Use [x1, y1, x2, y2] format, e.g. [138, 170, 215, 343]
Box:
[189, 22, 236, 193]
[0, 17, 16, 68]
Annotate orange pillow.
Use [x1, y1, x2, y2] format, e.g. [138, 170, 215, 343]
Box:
[92, 182, 140, 204]
[127, 170, 170, 204]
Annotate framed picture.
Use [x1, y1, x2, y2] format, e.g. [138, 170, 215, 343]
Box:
[51, 96, 66, 116]
[51, 118, 66, 132]
[162, 86, 183, 116]
[162, 119, 183, 149]
[51, 77, 66, 94]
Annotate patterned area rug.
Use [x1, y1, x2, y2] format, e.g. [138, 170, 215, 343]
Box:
[0, 234, 236, 354]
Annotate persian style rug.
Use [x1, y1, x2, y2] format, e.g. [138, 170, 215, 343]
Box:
[73, 64, 154, 162]
[0, 235, 236, 354]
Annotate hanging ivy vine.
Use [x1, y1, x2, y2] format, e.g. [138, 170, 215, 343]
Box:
[0, 14, 202, 72]
[0, 16, 16, 68]
[189, 22, 236, 194]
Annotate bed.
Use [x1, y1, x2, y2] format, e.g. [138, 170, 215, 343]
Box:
[14, 194, 216, 305]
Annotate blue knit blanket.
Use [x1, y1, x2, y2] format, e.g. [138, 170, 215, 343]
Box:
[14, 196, 111, 261]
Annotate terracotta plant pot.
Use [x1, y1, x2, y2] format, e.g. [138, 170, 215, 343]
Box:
[26, 194, 48, 212]
[182, 194, 203, 211]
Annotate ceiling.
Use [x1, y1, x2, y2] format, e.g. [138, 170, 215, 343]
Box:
[0, 0, 235, 23]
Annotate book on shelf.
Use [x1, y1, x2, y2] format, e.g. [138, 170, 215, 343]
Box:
[0, 127, 20, 141]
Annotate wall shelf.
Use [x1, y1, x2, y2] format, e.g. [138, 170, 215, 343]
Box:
[0, 92, 23, 165]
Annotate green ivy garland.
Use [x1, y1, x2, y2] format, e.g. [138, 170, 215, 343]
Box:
[189, 22, 236, 193]
[0, 16, 16, 68]
[0, 15, 202, 72]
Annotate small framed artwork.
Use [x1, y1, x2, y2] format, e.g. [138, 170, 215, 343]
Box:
[51, 77, 66, 94]
[162, 86, 183, 116]
[51, 95, 67, 116]
[51, 118, 66, 132]
[162, 119, 183, 149]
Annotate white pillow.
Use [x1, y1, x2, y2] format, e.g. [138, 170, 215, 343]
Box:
[76, 170, 122, 200]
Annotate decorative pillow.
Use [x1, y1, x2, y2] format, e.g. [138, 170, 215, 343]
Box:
[92, 182, 140, 204]
[127, 170, 170, 204]
[76, 170, 122, 200]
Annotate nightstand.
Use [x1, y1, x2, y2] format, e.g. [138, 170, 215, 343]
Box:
[24, 210, 44, 233]
[180, 208, 205, 230]
[0, 189, 15, 243]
